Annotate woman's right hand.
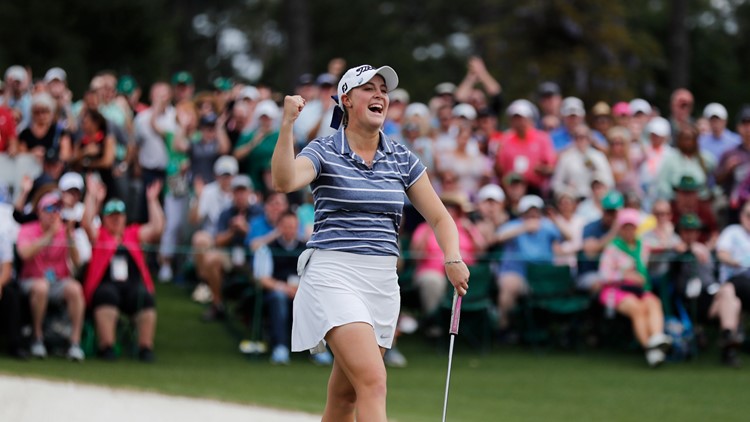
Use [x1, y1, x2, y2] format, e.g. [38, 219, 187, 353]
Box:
[282, 95, 306, 125]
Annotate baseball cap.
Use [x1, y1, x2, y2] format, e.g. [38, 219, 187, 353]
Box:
[59, 172, 84, 192]
[337, 65, 399, 109]
[213, 77, 233, 92]
[103, 199, 126, 216]
[504, 172, 525, 185]
[477, 184, 505, 202]
[452, 103, 477, 120]
[231, 174, 253, 190]
[316, 73, 338, 87]
[591, 101, 611, 117]
[736, 105, 750, 122]
[435, 82, 456, 96]
[389, 88, 410, 104]
[5, 65, 27, 82]
[646, 116, 671, 138]
[238, 86, 260, 101]
[213, 155, 239, 176]
[612, 102, 632, 117]
[561, 97, 585, 117]
[601, 190, 624, 210]
[171, 71, 194, 85]
[674, 175, 701, 192]
[506, 99, 534, 119]
[518, 195, 545, 214]
[616, 208, 640, 227]
[117, 75, 138, 95]
[703, 102, 728, 120]
[44, 67, 67, 83]
[679, 213, 703, 230]
[37, 191, 62, 211]
[629, 98, 652, 116]
[404, 102, 430, 119]
[537, 81, 560, 97]
[296, 73, 314, 86]
[254, 99, 280, 120]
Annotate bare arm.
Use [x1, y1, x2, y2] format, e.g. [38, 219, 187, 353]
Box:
[81, 174, 106, 243]
[139, 180, 165, 243]
[407, 174, 470, 295]
[88, 136, 117, 169]
[717, 249, 741, 268]
[271, 95, 317, 193]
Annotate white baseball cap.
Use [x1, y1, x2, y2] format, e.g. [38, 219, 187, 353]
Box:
[629, 98, 652, 115]
[518, 195, 545, 213]
[4, 65, 27, 82]
[389, 88, 410, 104]
[253, 99, 280, 120]
[238, 86, 260, 101]
[646, 116, 671, 138]
[213, 155, 239, 176]
[44, 67, 67, 83]
[452, 103, 477, 120]
[337, 65, 399, 110]
[477, 184, 505, 202]
[703, 102, 728, 120]
[561, 97, 585, 117]
[59, 172, 84, 192]
[404, 102, 430, 119]
[506, 99, 535, 119]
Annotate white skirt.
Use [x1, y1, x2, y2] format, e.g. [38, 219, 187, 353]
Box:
[291, 249, 400, 354]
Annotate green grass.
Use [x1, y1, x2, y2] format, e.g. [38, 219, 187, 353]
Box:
[2, 283, 749, 421]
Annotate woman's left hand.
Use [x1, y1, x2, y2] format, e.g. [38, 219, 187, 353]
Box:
[445, 261, 470, 296]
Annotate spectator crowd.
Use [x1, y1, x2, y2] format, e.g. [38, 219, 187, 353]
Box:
[0, 55, 748, 369]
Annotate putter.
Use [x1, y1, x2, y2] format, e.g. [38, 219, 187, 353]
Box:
[441, 290, 462, 422]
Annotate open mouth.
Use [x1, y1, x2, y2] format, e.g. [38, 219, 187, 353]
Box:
[368, 104, 384, 114]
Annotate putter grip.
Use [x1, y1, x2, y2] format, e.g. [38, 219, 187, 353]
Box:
[449, 290, 462, 335]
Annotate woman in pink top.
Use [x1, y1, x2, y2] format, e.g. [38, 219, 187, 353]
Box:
[410, 192, 485, 316]
[598, 208, 670, 367]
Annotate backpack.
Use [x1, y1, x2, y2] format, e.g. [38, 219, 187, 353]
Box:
[665, 297, 696, 362]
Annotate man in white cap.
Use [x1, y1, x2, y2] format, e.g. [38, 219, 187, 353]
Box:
[43, 67, 77, 134]
[492, 194, 567, 337]
[641, 116, 674, 210]
[2, 65, 32, 130]
[474, 183, 508, 246]
[699, 102, 740, 162]
[551, 96, 587, 151]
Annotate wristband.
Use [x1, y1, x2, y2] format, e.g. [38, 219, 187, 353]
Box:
[444, 259, 463, 265]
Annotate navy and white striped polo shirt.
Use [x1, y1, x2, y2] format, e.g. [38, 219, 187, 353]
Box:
[298, 128, 426, 256]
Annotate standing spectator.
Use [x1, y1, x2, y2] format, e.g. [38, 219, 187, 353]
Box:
[234, 99, 280, 196]
[382, 88, 409, 142]
[669, 88, 694, 137]
[606, 126, 642, 196]
[81, 178, 163, 362]
[551, 123, 613, 199]
[717, 105, 750, 222]
[657, 124, 715, 200]
[73, 109, 116, 197]
[598, 209, 671, 367]
[0, 100, 18, 154]
[454, 56, 503, 117]
[307, 73, 338, 140]
[172, 71, 195, 105]
[16, 192, 85, 361]
[3, 65, 32, 130]
[18, 92, 73, 164]
[589, 101, 613, 149]
[495, 100, 556, 197]
[292, 73, 321, 147]
[189, 114, 230, 185]
[640, 117, 673, 210]
[699, 103, 740, 163]
[674, 213, 743, 367]
[550, 96, 586, 151]
[494, 195, 567, 332]
[535, 81, 561, 125]
[474, 184, 508, 247]
[435, 120, 492, 200]
[43, 67, 77, 134]
[59, 172, 92, 266]
[133, 82, 176, 221]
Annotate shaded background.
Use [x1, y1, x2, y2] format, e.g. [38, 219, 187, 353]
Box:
[2, 0, 749, 121]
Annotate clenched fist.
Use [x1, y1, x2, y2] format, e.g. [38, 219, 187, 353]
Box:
[283, 95, 306, 124]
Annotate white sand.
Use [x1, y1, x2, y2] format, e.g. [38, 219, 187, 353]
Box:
[0, 375, 320, 422]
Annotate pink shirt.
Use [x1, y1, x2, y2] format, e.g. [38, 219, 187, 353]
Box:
[411, 221, 478, 274]
[495, 127, 556, 189]
[17, 221, 71, 280]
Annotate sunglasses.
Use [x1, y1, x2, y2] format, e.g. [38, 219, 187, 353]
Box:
[42, 204, 61, 213]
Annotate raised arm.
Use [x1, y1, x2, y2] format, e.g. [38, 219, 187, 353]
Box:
[139, 180, 165, 243]
[271, 95, 317, 193]
[407, 174, 470, 296]
[81, 174, 106, 243]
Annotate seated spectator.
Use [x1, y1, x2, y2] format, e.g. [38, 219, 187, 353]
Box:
[716, 200, 750, 312]
[577, 190, 624, 293]
[435, 121, 492, 200]
[474, 184, 508, 249]
[551, 123, 613, 200]
[252, 211, 332, 366]
[494, 195, 567, 333]
[575, 175, 611, 225]
[670, 175, 719, 249]
[550, 188, 584, 269]
[501, 172, 528, 220]
[81, 178, 163, 362]
[18, 92, 72, 164]
[246, 191, 289, 252]
[550, 97, 587, 152]
[410, 192, 484, 319]
[59, 172, 92, 267]
[199, 175, 261, 322]
[598, 209, 671, 367]
[698, 103, 740, 163]
[606, 126, 643, 196]
[0, 230, 25, 359]
[641, 200, 680, 281]
[640, 117, 673, 210]
[16, 191, 84, 361]
[673, 214, 743, 367]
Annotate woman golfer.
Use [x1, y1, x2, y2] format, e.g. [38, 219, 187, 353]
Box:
[272, 64, 470, 421]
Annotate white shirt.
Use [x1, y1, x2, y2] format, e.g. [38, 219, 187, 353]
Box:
[716, 224, 750, 282]
[551, 146, 613, 199]
[134, 106, 178, 170]
[197, 181, 233, 236]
